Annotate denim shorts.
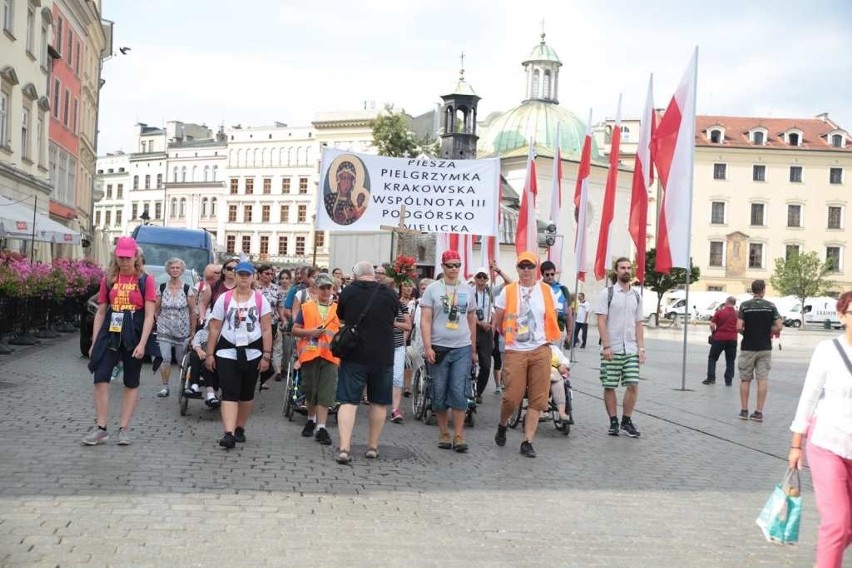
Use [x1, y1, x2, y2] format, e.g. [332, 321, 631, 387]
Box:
[336, 361, 393, 405]
[428, 346, 472, 411]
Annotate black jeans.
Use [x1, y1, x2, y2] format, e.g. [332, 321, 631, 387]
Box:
[573, 322, 588, 347]
[707, 340, 737, 384]
[475, 328, 494, 396]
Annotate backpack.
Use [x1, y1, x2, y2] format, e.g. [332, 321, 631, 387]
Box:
[159, 282, 191, 299]
[607, 286, 641, 311]
[223, 289, 263, 314]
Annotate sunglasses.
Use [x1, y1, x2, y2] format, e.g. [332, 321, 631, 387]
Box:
[543, 272, 555, 277]
[517, 263, 536, 270]
[475, 274, 488, 279]
[223, 266, 235, 272]
[444, 263, 461, 269]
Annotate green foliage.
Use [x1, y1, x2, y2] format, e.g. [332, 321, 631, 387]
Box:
[371, 105, 419, 158]
[770, 251, 835, 308]
[642, 248, 701, 318]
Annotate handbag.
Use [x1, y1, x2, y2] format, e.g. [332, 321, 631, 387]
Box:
[756, 468, 802, 545]
[707, 333, 714, 345]
[833, 338, 852, 373]
[330, 283, 381, 358]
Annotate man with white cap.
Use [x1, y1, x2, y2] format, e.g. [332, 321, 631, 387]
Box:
[471, 266, 494, 402]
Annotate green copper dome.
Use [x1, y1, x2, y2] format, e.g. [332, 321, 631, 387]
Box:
[478, 100, 602, 160]
[524, 34, 562, 65]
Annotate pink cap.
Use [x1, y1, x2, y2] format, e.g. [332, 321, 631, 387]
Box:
[115, 236, 138, 257]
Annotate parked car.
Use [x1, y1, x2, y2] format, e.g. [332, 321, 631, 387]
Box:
[79, 266, 198, 357]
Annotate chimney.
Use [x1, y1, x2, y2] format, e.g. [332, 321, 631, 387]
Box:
[816, 112, 829, 122]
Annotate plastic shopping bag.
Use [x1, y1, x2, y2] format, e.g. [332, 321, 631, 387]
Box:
[756, 468, 802, 545]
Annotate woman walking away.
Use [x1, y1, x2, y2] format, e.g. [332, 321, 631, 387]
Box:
[205, 262, 273, 449]
[788, 291, 852, 568]
[83, 237, 156, 446]
[155, 258, 196, 397]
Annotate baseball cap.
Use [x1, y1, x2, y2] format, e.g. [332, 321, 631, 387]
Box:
[442, 250, 461, 264]
[474, 266, 489, 278]
[234, 261, 256, 274]
[315, 273, 334, 287]
[114, 236, 138, 257]
[517, 251, 538, 266]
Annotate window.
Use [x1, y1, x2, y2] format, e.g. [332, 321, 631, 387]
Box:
[260, 236, 269, 255]
[181, 167, 187, 182]
[281, 178, 291, 193]
[21, 107, 30, 160]
[298, 204, 307, 223]
[156, 174, 162, 188]
[262, 205, 270, 222]
[243, 204, 252, 222]
[51, 79, 59, 118]
[55, 16, 62, 54]
[299, 178, 308, 194]
[828, 206, 843, 230]
[105, 210, 111, 226]
[280, 205, 289, 222]
[115, 210, 122, 226]
[170, 198, 177, 218]
[230, 178, 238, 194]
[72, 99, 78, 134]
[242, 235, 251, 254]
[748, 243, 764, 269]
[0, 91, 7, 147]
[315, 231, 325, 248]
[710, 201, 725, 225]
[263, 178, 271, 194]
[752, 165, 766, 182]
[106, 184, 112, 199]
[201, 198, 208, 217]
[39, 21, 47, 67]
[245, 178, 254, 194]
[63, 90, 69, 127]
[787, 204, 802, 228]
[133, 175, 139, 190]
[155, 202, 162, 219]
[226, 235, 236, 254]
[2, 0, 13, 34]
[179, 198, 186, 218]
[228, 205, 237, 222]
[210, 198, 216, 217]
[116, 184, 123, 199]
[707, 286, 724, 292]
[95, 210, 101, 226]
[750, 203, 765, 226]
[36, 113, 43, 165]
[788, 132, 800, 146]
[26, 6, 34, 54]
[131, 203, 138, 220]
[826, 247, 842, 272]
[144, 174, 150, 189]
[709, 129, 722, 143]
[66, 25, 72, 56]
[789, 166, 802, 183]
[752, 131, 765, 145]
[713, 163, 726, 180]
[212, 166, 218, 181]
[295, 236, 306, 256]
[785, 244, 801, 261]
[279, 236, 288, 255]
[830, 167, 842, 184]
[831, 134, 843, 148]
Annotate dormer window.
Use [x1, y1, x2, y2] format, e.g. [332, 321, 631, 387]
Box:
[789, 133, 800, 146]
[751, 130, 765, 145]
[784, 129, 803, 146]
[709, 128, 723, 143]
[830, 133, 845, 148]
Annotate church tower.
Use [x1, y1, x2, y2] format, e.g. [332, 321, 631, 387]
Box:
[439, 56, 481, 159]
[522, 32, 562, 104]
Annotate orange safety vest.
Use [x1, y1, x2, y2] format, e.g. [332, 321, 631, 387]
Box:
[296, 300, 341, 365]
[501, 282, 561, 345]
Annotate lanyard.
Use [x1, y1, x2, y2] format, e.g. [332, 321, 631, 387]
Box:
[443, 281, 457, 308]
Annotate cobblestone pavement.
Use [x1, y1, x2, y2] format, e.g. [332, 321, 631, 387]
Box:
[0, 324, 842, 567]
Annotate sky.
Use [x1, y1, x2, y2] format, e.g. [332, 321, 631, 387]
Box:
[97, 0, 852, 153]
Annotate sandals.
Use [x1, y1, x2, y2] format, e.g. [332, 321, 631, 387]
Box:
[365, 447, 379, 459]
[336, 449, 351, 464]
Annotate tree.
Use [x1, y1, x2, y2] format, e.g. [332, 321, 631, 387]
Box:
[371, 105, 419, 157]
[642, 248, 701, 322]
[770, 251, 835, 322]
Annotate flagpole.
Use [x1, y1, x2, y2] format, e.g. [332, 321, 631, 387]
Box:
[569, 275, 579, 363]
[679, 46, 699, 391]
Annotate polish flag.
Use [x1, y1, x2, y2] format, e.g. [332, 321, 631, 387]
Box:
[448, 233, 475, 279]
[434, 233, 449, 275]
[594, 95, 622, 281]
[484, 172, 502, 274]
[654, 48, 698, 273]
[547, 125, 564, 270]
[515, 143, 538, 256]
[573, 110, 593, 282]
[630, 75, 655, 283]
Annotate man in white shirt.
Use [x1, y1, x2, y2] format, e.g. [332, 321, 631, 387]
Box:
[573, 292, 591, 348]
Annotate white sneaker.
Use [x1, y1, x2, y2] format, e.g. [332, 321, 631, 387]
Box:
[157, 386, 169, 397]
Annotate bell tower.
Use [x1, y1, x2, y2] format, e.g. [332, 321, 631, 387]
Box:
[439, 53, 481, 159]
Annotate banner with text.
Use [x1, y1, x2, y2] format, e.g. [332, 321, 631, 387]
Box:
[316, 148, 500, 236]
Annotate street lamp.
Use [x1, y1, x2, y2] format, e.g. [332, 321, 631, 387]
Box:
[139, 210, 150, 225]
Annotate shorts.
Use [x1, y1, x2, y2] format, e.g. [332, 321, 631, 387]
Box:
[501, 345, 551, 412]
[393, 345, 405, 388]
[599, 353, 640, 389]
[300, 358, 338, 407]
[738, 350, 771, 381]
[216, 356, 260, 402]
[336, 361, 393, 405]
[428, 346, 471, 411]
[92, 346, 144, 388]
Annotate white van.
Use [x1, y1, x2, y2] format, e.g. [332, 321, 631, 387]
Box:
[802, 297, 842, 328]
[663, 291, 728, 320]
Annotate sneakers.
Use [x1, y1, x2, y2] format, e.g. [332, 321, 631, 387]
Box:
[520, 440, 536, 458]
[607, 419, 620, 436]
[701, 378, 715, 385]
[315, 427, 332, 445]
[438, 432, 452, 449]
[234, 427, 246, 443]
[494, 386, 502, 395]
[219, 432, 236, 449]
[81, 428, 109, 446]
[390, 409, 404, 424]
[494, 424, 507, 447]
[116, 428, 131, 445]
[453, 434, 468, 453]
[301, 419, 316, 437]
[157, 386, 169, 397]
[621, 419, 641, 438]
[738, 409, 749, 421]
[750, 411, 764, 423]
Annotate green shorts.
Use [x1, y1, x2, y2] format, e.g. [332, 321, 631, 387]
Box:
[599, 353, 640, 388]
[300, 358, 338, 407]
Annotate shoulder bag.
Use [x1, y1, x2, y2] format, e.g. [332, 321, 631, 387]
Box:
[330, 284, 381, 358]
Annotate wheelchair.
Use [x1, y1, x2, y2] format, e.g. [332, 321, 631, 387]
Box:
[177, 349, 220, 417]
[410, 363, 435, 425]
[508, 374, 574, 436]
[282, 353, 339, 422]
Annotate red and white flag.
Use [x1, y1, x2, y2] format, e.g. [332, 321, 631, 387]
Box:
[630, 75, 655, 283]
[448, 233, 475, 279]
[654, 48, 698, 273]
[515, 143, 538, 256]
[573, 110, 593, 282]
[434, 233, 450, 275]
[484, 172, 502, 273]
[594, 95, 622, 281]
[547, 125, 564, 270]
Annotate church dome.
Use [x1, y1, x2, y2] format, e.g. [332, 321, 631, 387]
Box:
[478, 100, 602, 159]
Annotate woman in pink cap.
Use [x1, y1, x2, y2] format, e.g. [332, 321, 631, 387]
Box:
[83, 237, 157, 446]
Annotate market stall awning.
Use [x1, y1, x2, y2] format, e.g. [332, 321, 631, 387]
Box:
[0, 196, 81, 245]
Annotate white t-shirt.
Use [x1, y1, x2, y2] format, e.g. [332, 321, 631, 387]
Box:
[576, 300, 591, 324]
[210, 291, 272, 361]
[495, 283, 558, 352]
